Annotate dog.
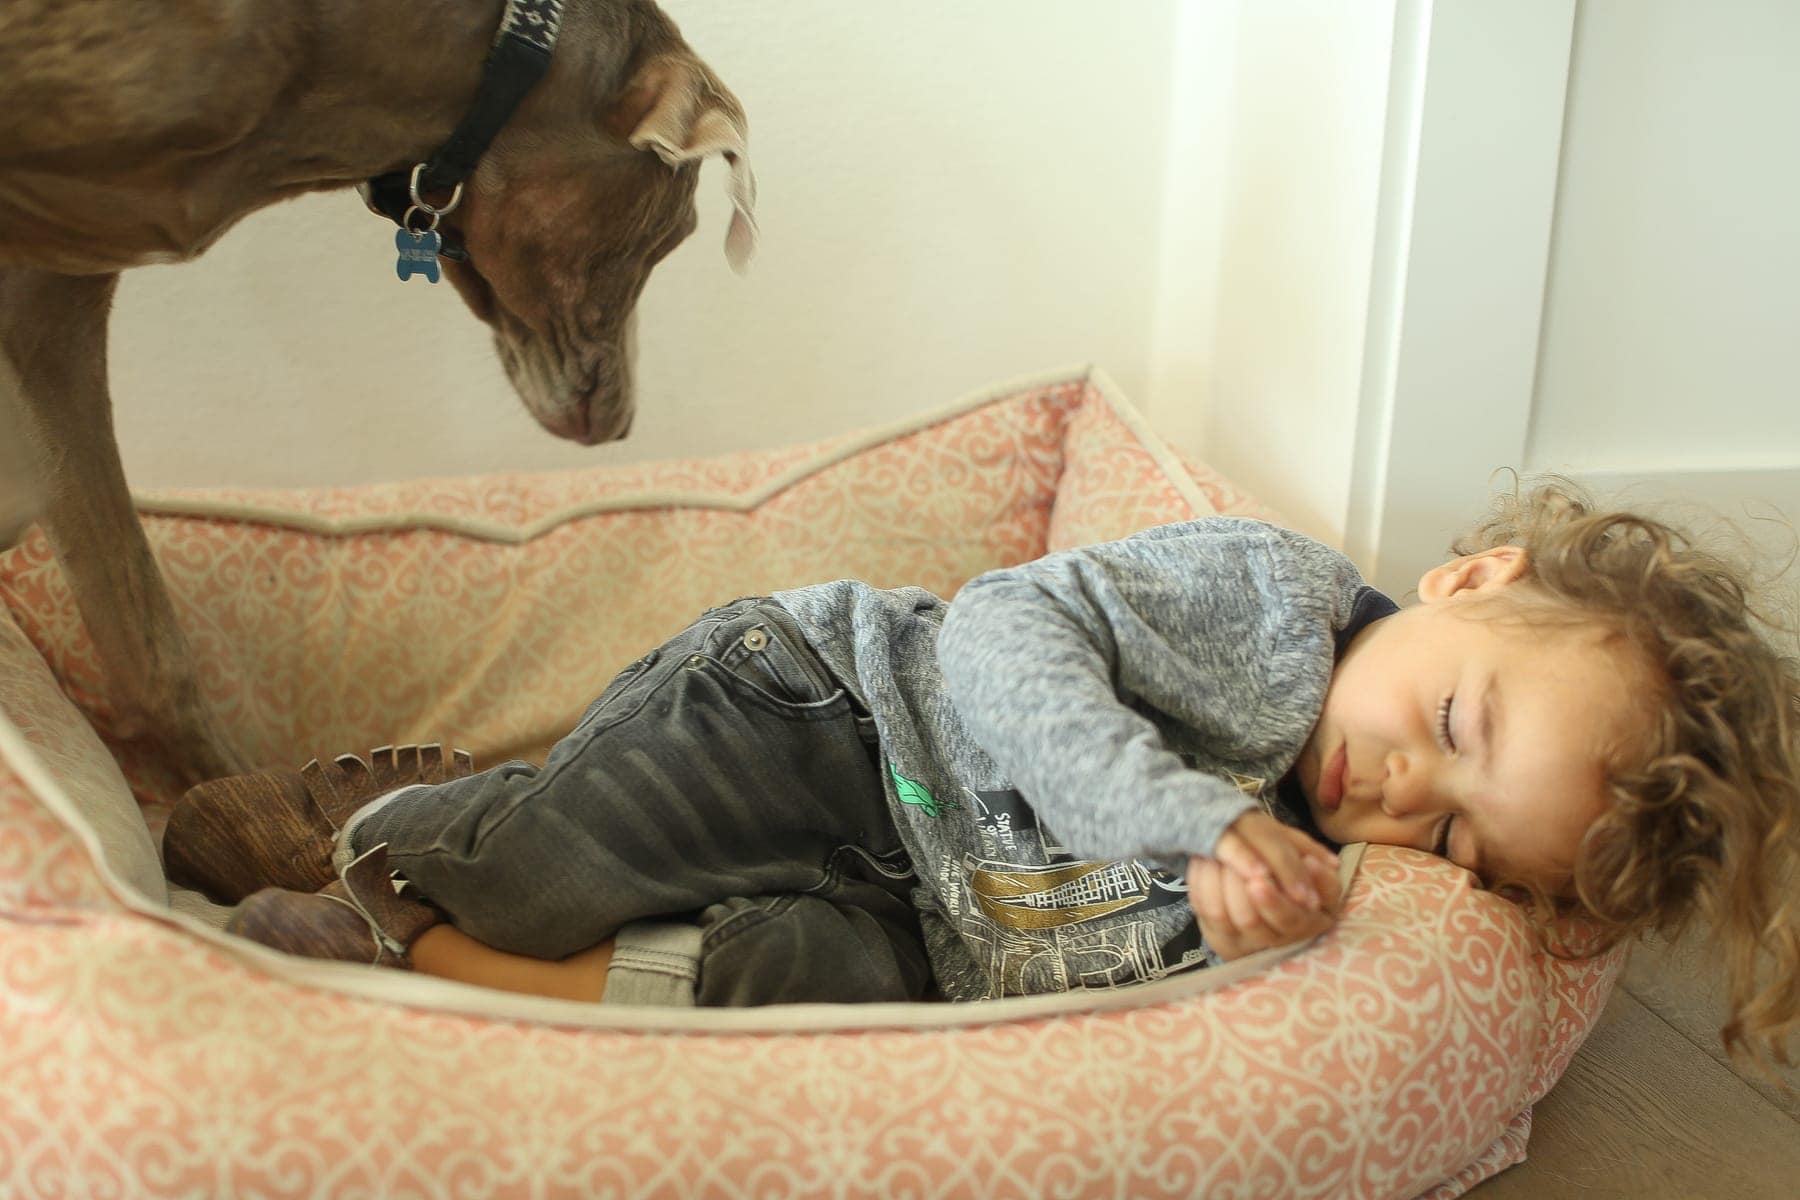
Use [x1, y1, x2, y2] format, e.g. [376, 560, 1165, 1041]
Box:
[0, 0, 756, 784]
[0, 358, 40, 549]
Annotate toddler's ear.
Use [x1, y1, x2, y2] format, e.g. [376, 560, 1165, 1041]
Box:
[1417, 545, 1528, 602]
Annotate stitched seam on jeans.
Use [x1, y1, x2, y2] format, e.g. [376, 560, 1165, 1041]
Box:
[689, 656, 851, 721]
[614, 967, 696, 983]
[710, 601, 843, 705]
[563, 608, 737, 739]
[613, 949, 699, 972]
[839, 843, 916, 883]
[504, 608, 737, 811]
[700, 894, 798, 950]
[755, 602, 843, 699]
[734, 622, 813, 700]
[570, 650, 659, 733]
[559, 656, 680, 745]
[335, 784, 431, 871]
[611, 959, 698, 981]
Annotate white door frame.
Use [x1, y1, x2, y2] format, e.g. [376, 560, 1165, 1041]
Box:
[1345, 0, 1578, 598]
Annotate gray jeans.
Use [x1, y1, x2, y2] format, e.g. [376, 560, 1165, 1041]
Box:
[349, 598, 930, 1005]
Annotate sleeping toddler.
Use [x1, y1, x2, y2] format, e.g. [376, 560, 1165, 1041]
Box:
[163, 479, 1800, 1069]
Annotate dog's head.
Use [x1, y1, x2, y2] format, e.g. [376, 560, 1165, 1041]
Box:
[439, 11, 755, 445]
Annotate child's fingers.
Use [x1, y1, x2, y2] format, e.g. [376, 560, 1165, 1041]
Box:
[1281, 825, 1339, 904]
[1297, 834, 1340, 871]
[1193, 856, 1338, 960]
[1186, 854, 1214, 909]
[1221, 868, 1268, 937]
[1253, 875, 1344, 949]
[1281, 822, 1339, 865]
[1307, 854, 1344, 911]
[1188, 859, 1240, 957]
[1210, 828, 1272, 884]
[1186, 855, 1218, 920]
[1217, 814, 1318, 908]
[1246, 875, 1321, 938]
[1235, 818, 1320, 910]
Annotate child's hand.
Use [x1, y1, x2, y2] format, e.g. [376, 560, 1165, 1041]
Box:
[1212, 809, 1340, 912]
[1186, 852, 1340, 961]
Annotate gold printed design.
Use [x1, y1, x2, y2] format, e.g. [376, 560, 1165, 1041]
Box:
[1225, 771, 1267, 799]
[968, 860, 1153, 930]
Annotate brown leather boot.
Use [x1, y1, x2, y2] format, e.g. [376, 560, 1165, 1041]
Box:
[164, 744, 474, 904]
[227, 843, 441, 968]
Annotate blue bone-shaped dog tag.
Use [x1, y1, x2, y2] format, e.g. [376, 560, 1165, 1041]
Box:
[395, 228, 442, 283]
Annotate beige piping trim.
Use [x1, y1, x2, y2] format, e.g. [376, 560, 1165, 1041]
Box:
[128, 364, 1212, 540]
[105, 843, 1366, 1034]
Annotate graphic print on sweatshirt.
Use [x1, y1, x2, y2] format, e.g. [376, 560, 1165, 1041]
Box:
[949, 787, 1204, 994]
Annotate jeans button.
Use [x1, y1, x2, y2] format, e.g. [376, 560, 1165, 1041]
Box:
[742, 628, 769, 652]
[686, 654, 706, 669]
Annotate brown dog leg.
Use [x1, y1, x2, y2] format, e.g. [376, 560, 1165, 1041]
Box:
[0, 352, 43, 548]
[0, 266, 248, 784]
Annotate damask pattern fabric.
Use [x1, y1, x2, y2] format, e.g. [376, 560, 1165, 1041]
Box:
[0, 367, 1619, 1198]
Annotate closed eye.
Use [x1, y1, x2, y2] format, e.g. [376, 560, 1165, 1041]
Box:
[1435, 694, 1457, 754]
[1433, 814, 1455, 859]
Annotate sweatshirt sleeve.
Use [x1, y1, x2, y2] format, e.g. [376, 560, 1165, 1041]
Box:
[936, 519, 1320, 863]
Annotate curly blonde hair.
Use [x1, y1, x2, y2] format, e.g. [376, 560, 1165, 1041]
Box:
[1452, 478, 1800, 1070]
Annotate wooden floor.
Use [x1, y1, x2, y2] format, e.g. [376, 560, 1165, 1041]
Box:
[1467, 936, 1800, 1199]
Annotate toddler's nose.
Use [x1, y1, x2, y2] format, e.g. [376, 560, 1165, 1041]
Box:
[1379, 751, 1439, 818]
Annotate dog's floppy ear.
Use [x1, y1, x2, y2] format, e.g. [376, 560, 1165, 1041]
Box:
[614, 55, 757, 273]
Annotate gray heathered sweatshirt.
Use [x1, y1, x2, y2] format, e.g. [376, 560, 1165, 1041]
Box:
[773, 516, 1374, 1000]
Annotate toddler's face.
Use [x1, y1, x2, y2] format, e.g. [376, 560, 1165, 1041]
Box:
[1294, 549, 1645, 896]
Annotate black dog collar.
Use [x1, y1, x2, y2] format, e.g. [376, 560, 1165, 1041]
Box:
[363, 0, 566, 262]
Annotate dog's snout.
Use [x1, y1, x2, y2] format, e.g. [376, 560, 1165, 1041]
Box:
[586, 403, 634, 444]
[541, 400, 633, 446]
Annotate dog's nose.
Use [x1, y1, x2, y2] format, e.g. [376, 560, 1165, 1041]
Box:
[546, 402, 633, 446]
[584, 405, 633, 444]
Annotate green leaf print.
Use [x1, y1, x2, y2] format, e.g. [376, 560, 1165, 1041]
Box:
[888, 761, 957, 817]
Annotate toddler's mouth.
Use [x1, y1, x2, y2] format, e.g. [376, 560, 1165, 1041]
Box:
[1319, 743, 1348, 811]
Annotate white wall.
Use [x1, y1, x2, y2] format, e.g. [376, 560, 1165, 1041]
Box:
[106, 1, 1179, 489]
[93, 0, 1800, 592]
[1343, 0, 1578, 598]
[1530, 0, 1800, 475]
[1147, 0, 1798, 596]
[1147, 0, 1398, 546]
[1527, 0, 1800, 597]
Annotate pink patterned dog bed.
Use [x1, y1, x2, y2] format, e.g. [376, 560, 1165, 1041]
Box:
[0, 367, 1618, 1198]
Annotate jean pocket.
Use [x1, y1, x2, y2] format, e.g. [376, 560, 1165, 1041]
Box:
[713, 615, 841, 707]
[690, 651, 851, 721]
